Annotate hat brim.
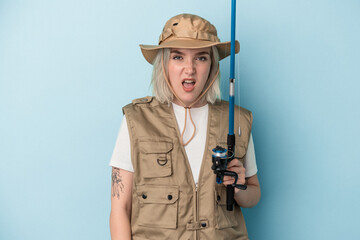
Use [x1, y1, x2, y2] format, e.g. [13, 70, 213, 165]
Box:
[140, 39, 240, 64]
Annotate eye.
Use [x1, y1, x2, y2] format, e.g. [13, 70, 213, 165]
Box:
[197, 56, 208, 61]
[172, 55, 183, 60]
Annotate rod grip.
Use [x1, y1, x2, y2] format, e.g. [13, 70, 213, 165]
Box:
[227, 134, 235, 150]
[226, 185, 235, 211]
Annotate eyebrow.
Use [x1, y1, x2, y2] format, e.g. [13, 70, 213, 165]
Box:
[196, 51, 210, 55]
[170, 50, 183, 54]
[170, 50, 210, 55]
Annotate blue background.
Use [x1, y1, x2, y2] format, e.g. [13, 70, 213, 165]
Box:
[1, 0, 359, 239]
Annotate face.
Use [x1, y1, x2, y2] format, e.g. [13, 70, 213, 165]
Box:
[168, 47, 212, 108]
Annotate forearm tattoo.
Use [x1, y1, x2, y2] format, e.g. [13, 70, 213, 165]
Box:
[111, 167, 125, 199]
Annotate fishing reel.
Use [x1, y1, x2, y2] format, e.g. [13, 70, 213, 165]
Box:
[211, 145, 247, 211]
[211, 146, 247, 189]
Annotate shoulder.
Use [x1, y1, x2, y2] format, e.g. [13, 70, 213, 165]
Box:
[123, 96, 160, 112]
[211, 99, 253, 125]
[132, 96, 154, 105]
[122, 96, 172, 118]
[212, 99, 252, 116]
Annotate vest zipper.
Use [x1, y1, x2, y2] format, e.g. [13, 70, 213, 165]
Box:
[169, 104, 209, 240]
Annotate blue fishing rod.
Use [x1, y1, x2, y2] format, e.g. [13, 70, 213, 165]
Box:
[211, 0, 247, 211]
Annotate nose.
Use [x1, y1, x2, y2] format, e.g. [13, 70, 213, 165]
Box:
[184, 59, 195, 75]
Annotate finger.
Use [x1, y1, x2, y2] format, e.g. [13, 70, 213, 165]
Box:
[223, 176, 234, 182]
[227, 160, 240, 168]
[225, 175, 245, 185]
[223, 180, 236, 186]
[227, 159, 243, 169]
[223, 178, 245, 186]
[227, 166, 245, 175]
[223, 174, 246, 185]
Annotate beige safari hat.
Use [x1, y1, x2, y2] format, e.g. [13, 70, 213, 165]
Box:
[140, 13, 240, 64]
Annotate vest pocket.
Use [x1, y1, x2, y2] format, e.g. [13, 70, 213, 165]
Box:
[214, 185, 239, 229]
[136, 185, 179, 229]
[139, 140, 173, 178]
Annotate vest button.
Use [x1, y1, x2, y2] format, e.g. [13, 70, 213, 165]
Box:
[201, 222, 207, 228]
[217, 195, 221, 201]
[168, 195, 173, 200]
[142, 194, 147, 199]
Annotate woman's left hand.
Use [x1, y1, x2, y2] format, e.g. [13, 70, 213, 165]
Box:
[222, 158, 246, 192]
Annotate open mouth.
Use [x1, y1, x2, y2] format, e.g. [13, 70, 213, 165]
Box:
[182, 79, 195, 89]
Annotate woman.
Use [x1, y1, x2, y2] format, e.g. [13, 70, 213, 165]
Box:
[109, 14, 260, 240]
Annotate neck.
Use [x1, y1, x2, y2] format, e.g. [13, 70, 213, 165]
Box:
[172, 98, 207, 108]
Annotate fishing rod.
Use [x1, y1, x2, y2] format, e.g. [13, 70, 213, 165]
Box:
[211, 0, 247, 211]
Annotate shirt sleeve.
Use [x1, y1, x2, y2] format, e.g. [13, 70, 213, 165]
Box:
[109, 115, 134, 172]
[244, 133, 258, 178]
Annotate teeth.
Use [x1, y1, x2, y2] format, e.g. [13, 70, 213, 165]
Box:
[184, 80, 194, 83]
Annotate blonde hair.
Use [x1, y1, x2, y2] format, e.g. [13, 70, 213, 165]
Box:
[151, 46, 221, 105]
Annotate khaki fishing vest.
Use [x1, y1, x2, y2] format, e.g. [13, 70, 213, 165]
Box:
[123, 96, 253, 240]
